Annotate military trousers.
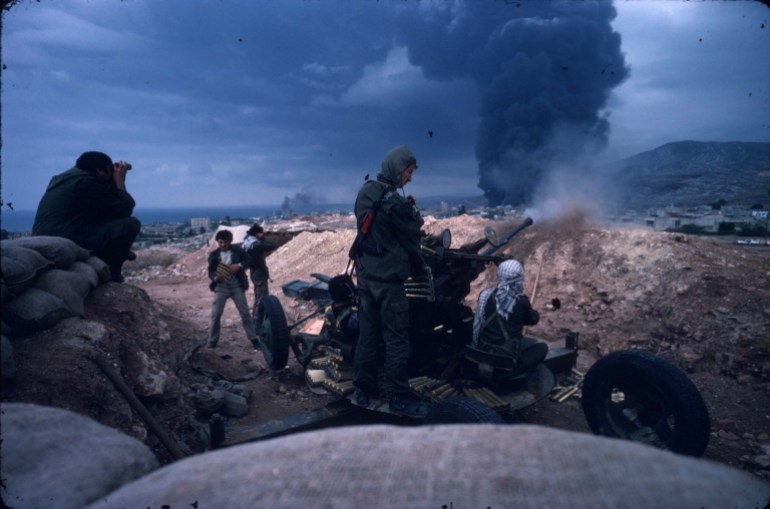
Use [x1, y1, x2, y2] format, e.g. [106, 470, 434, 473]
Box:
[353, 276, 411, 397]
[251, 279, 270, 318]
[77, 216, 141, 273]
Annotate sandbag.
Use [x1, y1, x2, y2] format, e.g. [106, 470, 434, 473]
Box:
[0, 243, 54, 299]
[85, 256, 112, 284]
[9, 236, 90, 269]
[69, 261, 100, 288]
[3, 288, 74, 333]
[86, 424, 770, 509]
[33, 269, 92, 317]
[1, 335, 16, 383]
[1, 403, 159, 509]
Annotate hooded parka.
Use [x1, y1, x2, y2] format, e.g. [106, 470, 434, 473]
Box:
[353, 145, 424, 283]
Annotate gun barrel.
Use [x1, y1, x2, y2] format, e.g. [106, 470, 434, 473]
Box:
[479, 217, 533, 256]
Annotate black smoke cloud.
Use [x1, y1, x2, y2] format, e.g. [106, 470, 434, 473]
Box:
[281, 189, 324, 212]
[398, 1, 629, 206]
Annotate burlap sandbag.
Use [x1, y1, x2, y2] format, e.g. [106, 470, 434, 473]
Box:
[86, 424, 770, 509]
[0, 243, 54, 299]
[3, 287, 74, 333]
[85, 256, 112, 284]
[9, 236, 90, 269]
[1, 403, 159, 509]
[68, 261, 100, 288]
[32, 269, 92, 317]
[1, 335, 16, 382]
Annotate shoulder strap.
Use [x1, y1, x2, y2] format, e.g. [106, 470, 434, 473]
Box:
[348, 181, 390, 268]
[480, 289, 499, 331]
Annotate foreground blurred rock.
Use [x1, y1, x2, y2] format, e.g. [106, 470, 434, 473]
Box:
[3, 402, 767, 509]
[5, 401, 765, 509]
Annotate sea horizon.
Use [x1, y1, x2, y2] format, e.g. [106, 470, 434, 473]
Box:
[0, 203, 348, 233]
[0, 195, 483, 233]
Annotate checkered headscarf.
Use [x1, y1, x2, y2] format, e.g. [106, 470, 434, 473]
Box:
[494, 259, 525, 319]
[472, 259, 525, 344]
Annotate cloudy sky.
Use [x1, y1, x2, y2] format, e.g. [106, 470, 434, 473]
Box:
[1, 0, 768, 213]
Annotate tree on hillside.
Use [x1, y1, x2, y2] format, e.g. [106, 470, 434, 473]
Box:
[718, 222, 736, 233]
[710, 198, 727, 211]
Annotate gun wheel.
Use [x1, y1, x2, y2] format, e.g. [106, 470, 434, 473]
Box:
[581, 349, 710, 457]
[255, 295, 290, 370]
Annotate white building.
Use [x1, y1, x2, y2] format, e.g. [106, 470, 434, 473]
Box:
[191, 217, 211, 233]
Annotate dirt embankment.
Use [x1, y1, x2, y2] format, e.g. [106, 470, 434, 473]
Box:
[5, 213, 770, 478]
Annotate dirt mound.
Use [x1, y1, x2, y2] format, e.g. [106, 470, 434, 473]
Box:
[4, 214, 770, 478]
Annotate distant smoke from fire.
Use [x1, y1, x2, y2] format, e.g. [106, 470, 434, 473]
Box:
[281, 188, 325, 212]
[399, 1, 629, 206]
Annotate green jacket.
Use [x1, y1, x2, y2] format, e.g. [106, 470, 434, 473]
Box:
[32, 167, 136, 243]
[354, 145, 424, 283]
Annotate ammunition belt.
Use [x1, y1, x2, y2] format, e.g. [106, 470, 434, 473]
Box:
[408, 376, 510, 412]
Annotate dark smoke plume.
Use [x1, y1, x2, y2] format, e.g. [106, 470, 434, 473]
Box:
[398, 1, 629, 206]
[281, 189, 325, 214]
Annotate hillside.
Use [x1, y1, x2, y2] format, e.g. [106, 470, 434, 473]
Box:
[607, 141, 770, 209]
[4, 212, 770, 479]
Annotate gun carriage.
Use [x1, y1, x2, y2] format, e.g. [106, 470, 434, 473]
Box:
[246, 218, 710, 458]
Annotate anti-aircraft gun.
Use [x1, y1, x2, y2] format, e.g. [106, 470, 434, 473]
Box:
[404, 217, 535, 378]
[249, 216, 710, 459]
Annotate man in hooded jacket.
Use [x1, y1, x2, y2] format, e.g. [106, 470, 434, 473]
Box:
[352, 145, 428, 417]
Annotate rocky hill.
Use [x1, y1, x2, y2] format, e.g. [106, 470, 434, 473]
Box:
[606, 141, 770, 209]
[3, 212, 770, 481]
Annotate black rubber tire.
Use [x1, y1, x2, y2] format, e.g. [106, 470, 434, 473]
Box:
[581, 349, 710, 457]
[423, 397, 505, 425]
[255, 295, 290, 370]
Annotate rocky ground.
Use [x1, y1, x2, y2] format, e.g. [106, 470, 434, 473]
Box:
[5, 210, 770, 479]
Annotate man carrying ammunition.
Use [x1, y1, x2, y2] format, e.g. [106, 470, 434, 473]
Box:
[207, 229, 259, 350]
[351, 145, 428, 418]
[32, 151, 141, 283]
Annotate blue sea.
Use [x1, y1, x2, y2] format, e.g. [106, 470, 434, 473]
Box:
[0, 195, 482, 233]
[0, 203, 353, 233]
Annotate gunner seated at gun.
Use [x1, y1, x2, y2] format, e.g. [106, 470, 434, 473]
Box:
[472, 259, 548, 379]
[322, 274, 360, 359]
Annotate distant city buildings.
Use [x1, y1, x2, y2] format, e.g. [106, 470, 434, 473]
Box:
[190, 217, 211, 233]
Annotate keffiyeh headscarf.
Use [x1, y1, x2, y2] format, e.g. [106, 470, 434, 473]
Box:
[472, 259, 525, 344]
[494, 259, 525, 319]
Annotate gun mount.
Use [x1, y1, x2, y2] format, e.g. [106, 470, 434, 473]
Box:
[246, 215, 710, 459]
[406, 217, 534, 376]
[415, 216, 533, 305]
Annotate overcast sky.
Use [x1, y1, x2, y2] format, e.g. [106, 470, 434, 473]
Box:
[1, 0, 768, 213]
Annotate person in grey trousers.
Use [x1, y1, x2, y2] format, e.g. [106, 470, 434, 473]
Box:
[207, 229, 259, 349]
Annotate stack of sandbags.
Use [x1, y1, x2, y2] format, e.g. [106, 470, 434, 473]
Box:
[86, 424, 770, 509]
[1, 403, 159, 509]
[1, 236, 111, 336]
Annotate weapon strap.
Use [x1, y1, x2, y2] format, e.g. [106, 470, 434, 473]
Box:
[478, 289, 522, 362]
[347, 181, 390, 276]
